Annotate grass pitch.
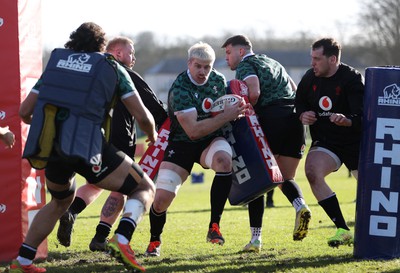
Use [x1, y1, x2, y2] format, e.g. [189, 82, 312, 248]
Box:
[2, 151, 400, 272]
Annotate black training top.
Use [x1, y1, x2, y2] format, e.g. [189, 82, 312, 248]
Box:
[295, 63, 365, 147]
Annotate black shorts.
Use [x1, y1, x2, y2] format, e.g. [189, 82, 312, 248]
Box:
[257, 105, 305, 159]
[163, 138, 214, 173]
[310, 140, 360, 171]
[45, 142, 125, 185]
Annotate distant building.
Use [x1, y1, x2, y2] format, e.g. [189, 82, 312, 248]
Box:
[144, 50, 366, 103]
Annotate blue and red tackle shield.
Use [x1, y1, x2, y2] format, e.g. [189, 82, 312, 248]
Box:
[139, 118, 170, 179]
[224, 80, 283, 206]
[354, 66, 400, 259]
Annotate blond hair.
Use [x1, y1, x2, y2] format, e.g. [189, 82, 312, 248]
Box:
[106, 36, 134, 52]
[188, 42, 215, 64]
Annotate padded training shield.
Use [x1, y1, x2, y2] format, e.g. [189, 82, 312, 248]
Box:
[225, 80, 283, 206]
[139, 117, 171, 179]
[354, 66, 400, 259]
[23, 49, 119, 169]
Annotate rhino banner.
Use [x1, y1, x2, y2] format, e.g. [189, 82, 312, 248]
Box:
[0, 0, 47, 262]
[354, 66, 400, 259]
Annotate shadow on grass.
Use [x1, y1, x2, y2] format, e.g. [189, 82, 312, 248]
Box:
[2, 246, 397, 273]
[134, 251, 362, 273]
[38, 250, 130, 273]
[25, 251, 360, 273]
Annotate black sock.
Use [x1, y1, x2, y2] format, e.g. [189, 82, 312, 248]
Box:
[318, 194, 349, 230]
[18, 243, 37, 260]
[248, 195, 264, 227]
[209, 172, 232, 228]
[93, 221, 112, 242]
[115, 217, 136, 242]
[149, 204, 166, 242]
[69, 197, 87, 217]
[280, 179, 303, 203]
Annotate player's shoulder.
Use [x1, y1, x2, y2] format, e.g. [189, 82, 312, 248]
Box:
[170, 71, 190, 89]
[339, 63, 362, 76]
[210, 68, 226, 81]
[338, 63, 364, 83]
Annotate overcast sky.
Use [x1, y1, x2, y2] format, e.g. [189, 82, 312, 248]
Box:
[41, 0, 361, 48]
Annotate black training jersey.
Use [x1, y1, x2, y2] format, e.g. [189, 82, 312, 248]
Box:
[168, 69, 227, 142]
[295, 63, 364, 147]
[110, 68, 168, 158]
[126, 68, 168, 129]
[109, 100, 135, 158]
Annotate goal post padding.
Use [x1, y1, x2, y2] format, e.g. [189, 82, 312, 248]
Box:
[0, 0, 47, 262]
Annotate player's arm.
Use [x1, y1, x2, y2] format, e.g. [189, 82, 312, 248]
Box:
[243, 75, 260, 106]
[329, 113, 352, 127]
[176, 100, 246, 140]
[344, 74, 365, 130]
[122, 94, 157, 144]
[117, 64, 157, 143]
[19, 90, 38, 124]
[330, 74, 364, 128]
[295, 78, 317, 125]
[0, 126, 15, 149]
[289, 76, 297, 91]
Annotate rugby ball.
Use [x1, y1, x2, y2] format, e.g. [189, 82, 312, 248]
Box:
[210, 94, 241, 116]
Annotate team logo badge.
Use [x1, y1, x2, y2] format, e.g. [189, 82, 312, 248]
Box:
[319, 96, 332, 111]
[378, 83, 400, 107]
[56, 53, 92, 73]
[168, 150, 175, 158]
[384, 84, 400, 99]
[90, 154, 102, 173]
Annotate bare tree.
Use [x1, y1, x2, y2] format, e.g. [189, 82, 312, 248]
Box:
[357, 0, 400, 65]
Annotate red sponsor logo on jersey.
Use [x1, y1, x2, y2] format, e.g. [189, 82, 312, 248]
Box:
[202, 98, 213, 113]
[319, 96, 332, 111]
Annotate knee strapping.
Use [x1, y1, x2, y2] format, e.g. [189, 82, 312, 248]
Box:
[123, 199, 145, 225]
[205, 139, 232, 168]
[156, 169, 182, 194]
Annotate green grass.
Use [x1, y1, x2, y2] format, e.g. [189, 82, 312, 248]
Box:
[2, 153, 400, 272]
